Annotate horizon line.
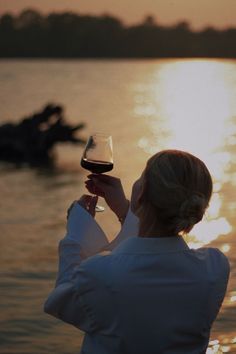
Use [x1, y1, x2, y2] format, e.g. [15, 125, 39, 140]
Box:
[0, 7, 234, 32]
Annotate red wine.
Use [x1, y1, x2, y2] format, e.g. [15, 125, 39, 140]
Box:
[81, 158, 113, 173]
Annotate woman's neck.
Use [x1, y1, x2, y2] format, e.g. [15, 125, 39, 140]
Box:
[138, 224, 178, 238]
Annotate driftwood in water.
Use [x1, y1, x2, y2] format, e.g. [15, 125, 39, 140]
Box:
[0, 104, 85, 166]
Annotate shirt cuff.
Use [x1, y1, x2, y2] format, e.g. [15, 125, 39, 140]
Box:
[65, 202, 109, 256]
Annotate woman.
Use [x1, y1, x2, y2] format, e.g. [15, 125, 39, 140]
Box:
[44, 149, 230, 354]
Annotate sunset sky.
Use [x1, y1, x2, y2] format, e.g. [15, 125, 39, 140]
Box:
[0, 0, 236, 30]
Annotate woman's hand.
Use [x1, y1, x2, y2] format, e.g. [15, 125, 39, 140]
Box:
[85, 174, 130, 223]
[67, 195, 98, 219]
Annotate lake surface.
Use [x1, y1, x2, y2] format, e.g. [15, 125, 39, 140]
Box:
[0, 59, 236, 353]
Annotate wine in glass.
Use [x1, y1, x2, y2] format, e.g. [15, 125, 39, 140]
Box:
[81, 134, 113, 211]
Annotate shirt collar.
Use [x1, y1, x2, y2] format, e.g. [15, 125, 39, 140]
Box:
[112, 236, 189, 255]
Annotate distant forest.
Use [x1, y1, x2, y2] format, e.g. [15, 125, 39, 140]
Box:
[1, 9, 236, 58]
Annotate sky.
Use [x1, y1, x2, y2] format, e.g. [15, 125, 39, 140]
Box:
[0, 0, 236, 30]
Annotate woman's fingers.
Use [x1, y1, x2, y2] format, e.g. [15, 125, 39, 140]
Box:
[86, 174, 128, 221]
[85, 180, 105, 197]
[86, 175, 114, 192]
[87, 174, 119, 185]
[88, 195, 98, 217]
[77, 194, 91, 208]
[77, 194, 93, 209]
[77, 194, 97, 217]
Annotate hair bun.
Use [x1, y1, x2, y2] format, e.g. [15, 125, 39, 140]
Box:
[179, 194, 207, 223]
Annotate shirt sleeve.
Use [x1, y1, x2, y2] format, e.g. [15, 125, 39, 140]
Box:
[64, 202, 110, 256]
[65, 201, 139, 252]
[55, 203, 138, 284]
[44, 202, 109, 331]
[44, 202, 139, 331]
[44, 261, 98, 333]
[205, 248, 230, 328]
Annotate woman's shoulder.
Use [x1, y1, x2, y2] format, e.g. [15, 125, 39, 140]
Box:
[196, 246, 229, 260]
[79, 251, 112, 279]
[193, 246, 230, 276]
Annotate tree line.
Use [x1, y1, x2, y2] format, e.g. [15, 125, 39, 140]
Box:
[1, 9, 236, 58]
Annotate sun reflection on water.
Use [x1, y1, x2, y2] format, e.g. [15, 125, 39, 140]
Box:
[136, 60, 235, 247]
[207, 338, 236, 353]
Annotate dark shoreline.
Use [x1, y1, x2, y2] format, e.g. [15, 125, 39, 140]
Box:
[1, 9, 236, 58]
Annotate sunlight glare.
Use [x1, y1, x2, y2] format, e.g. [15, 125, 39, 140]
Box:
[137, 60, 234, 246]
[221, 244, 231, 253]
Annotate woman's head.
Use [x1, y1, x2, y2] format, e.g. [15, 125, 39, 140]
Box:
[131, 150, 213, 237]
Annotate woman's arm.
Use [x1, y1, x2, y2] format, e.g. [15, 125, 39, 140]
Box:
[44, 192, 138, 329]
[56, 198, 110, 285]
[53, 190, 138, 287]
[44, 198, 109, 330]
[85, 175, 139, 250]
[105, 206, 139, 250]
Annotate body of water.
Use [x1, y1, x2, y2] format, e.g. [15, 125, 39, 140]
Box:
[0, 59, 236, 353]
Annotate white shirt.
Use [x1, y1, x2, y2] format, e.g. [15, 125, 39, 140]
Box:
[44, 203, 230, 354]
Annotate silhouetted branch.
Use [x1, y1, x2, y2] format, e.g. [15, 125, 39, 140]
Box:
[0, 104, 85, 166]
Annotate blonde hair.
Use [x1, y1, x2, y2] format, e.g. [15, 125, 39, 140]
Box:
[136, 150, 213, 237]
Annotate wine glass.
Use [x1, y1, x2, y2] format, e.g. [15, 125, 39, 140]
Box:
[81, 133, 113, 211]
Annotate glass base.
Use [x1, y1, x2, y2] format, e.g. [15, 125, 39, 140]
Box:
[95, 205, 105, 212]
